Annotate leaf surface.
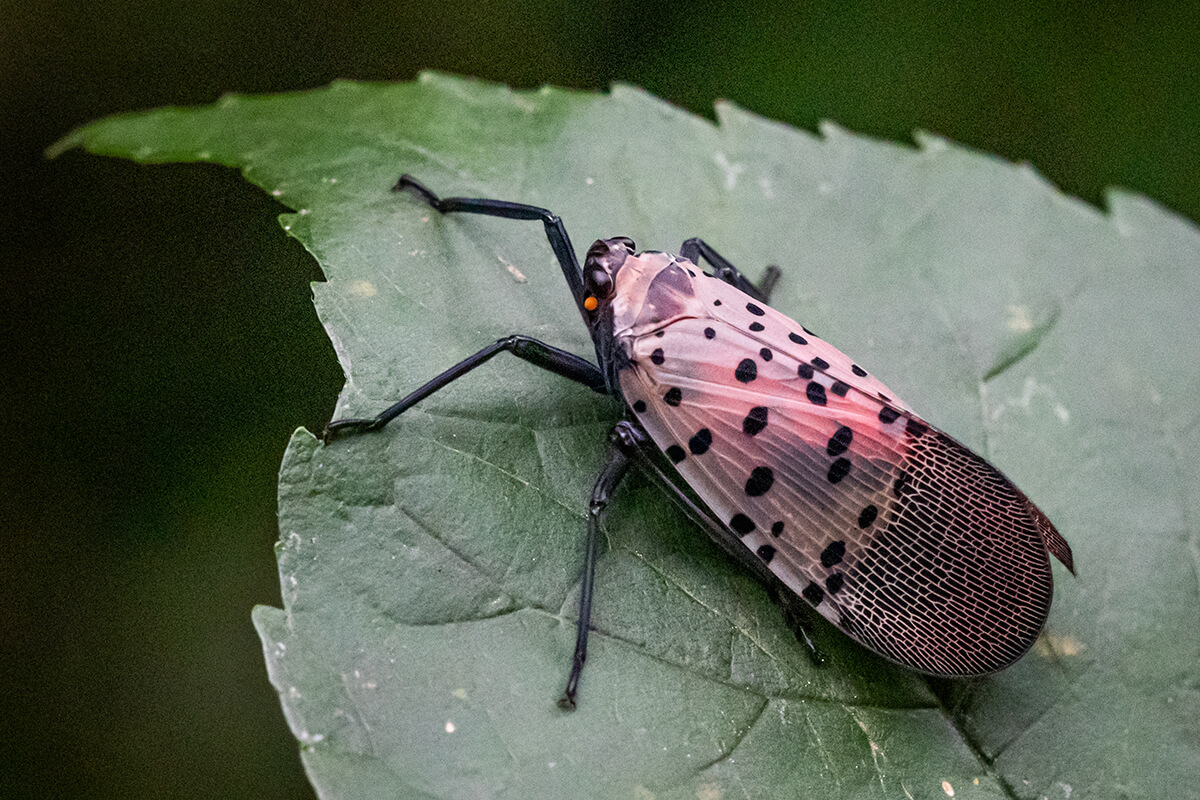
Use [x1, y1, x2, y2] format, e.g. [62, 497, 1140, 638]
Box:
[60, 74, 1200, 799]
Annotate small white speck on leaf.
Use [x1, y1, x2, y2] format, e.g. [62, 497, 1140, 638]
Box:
[985, 377, 1070, 426]
[921, 135, 950, 154]
[1034, 631, 1085, 659]
[445, 721, 455, 733]
[713, 151, 745, 190]
[350, 280, 377, 297]
[499, 256, 527, 282]
[942, 779, 954, 796]
[1006, 304, 1034, 334]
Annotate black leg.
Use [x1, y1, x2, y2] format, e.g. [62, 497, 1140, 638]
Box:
[559, 424, 634, 710]
[395, 176, 590, 326]
[324, 335, 607, 442]
[678, 237, 781, 303]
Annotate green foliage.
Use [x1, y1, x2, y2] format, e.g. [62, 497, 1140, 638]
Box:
[60, 73, 1200, 799]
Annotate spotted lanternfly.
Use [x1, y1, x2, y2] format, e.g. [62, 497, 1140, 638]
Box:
[325, 176, 1076, 709]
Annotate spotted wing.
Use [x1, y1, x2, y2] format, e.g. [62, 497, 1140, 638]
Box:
[619, 309, 1071, 676]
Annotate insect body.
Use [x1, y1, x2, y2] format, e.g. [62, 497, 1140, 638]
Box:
[326, 176, 1075, 708]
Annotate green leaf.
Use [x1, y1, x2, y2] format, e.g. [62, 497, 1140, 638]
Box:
[59, 73, 1200, 799]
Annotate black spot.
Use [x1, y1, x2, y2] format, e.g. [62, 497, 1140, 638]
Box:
[802, 326, 816, 336]
[650, 348, 665, 365]
[802, 583, 825, 606]
[878, 406, 900, 424]
[666, 444, 686, 463]
[827, 457, 851, 484]
[730, 514, 755, 535]
[688, 428, 712, 455]
[713, 299, 722, 306]
[830, 381, 850, 397]
[746, 302, 765, 316]
[812, 356, 830, 370]
[655, 330, 665, 338]
[686, 269, 696, 277]
[825, 572, 845, 594]
[797, 363, 814, 380]
[759, 347, 773, 361]
[664, 387, 682, 406]
[857, 504, 878, 529]
[906, 419, 929, 438]
[633, 400, 646, 413]
[851, 364, 868, 377]
[820, 540, 845, 567]
[789, 332, 808, 346]
[827, 425, 853, 457]
[742, 406, 769, 436]
[749, 322, 765, 332]
[757, 544, 776, 563]
[735, 358, 757, 383]
[745, 466, 775, 497]
[704, 327, 716, 339]
[771, 520, 784, 537]
[806, 381, 827, 405]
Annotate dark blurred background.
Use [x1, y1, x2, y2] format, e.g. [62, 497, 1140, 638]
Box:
[3, 1, 1198, 797]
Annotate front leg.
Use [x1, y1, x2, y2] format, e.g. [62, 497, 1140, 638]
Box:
[325, 335, 607, 442]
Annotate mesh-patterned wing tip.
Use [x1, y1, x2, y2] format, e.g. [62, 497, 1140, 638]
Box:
[1027, 499, 1075, 576]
